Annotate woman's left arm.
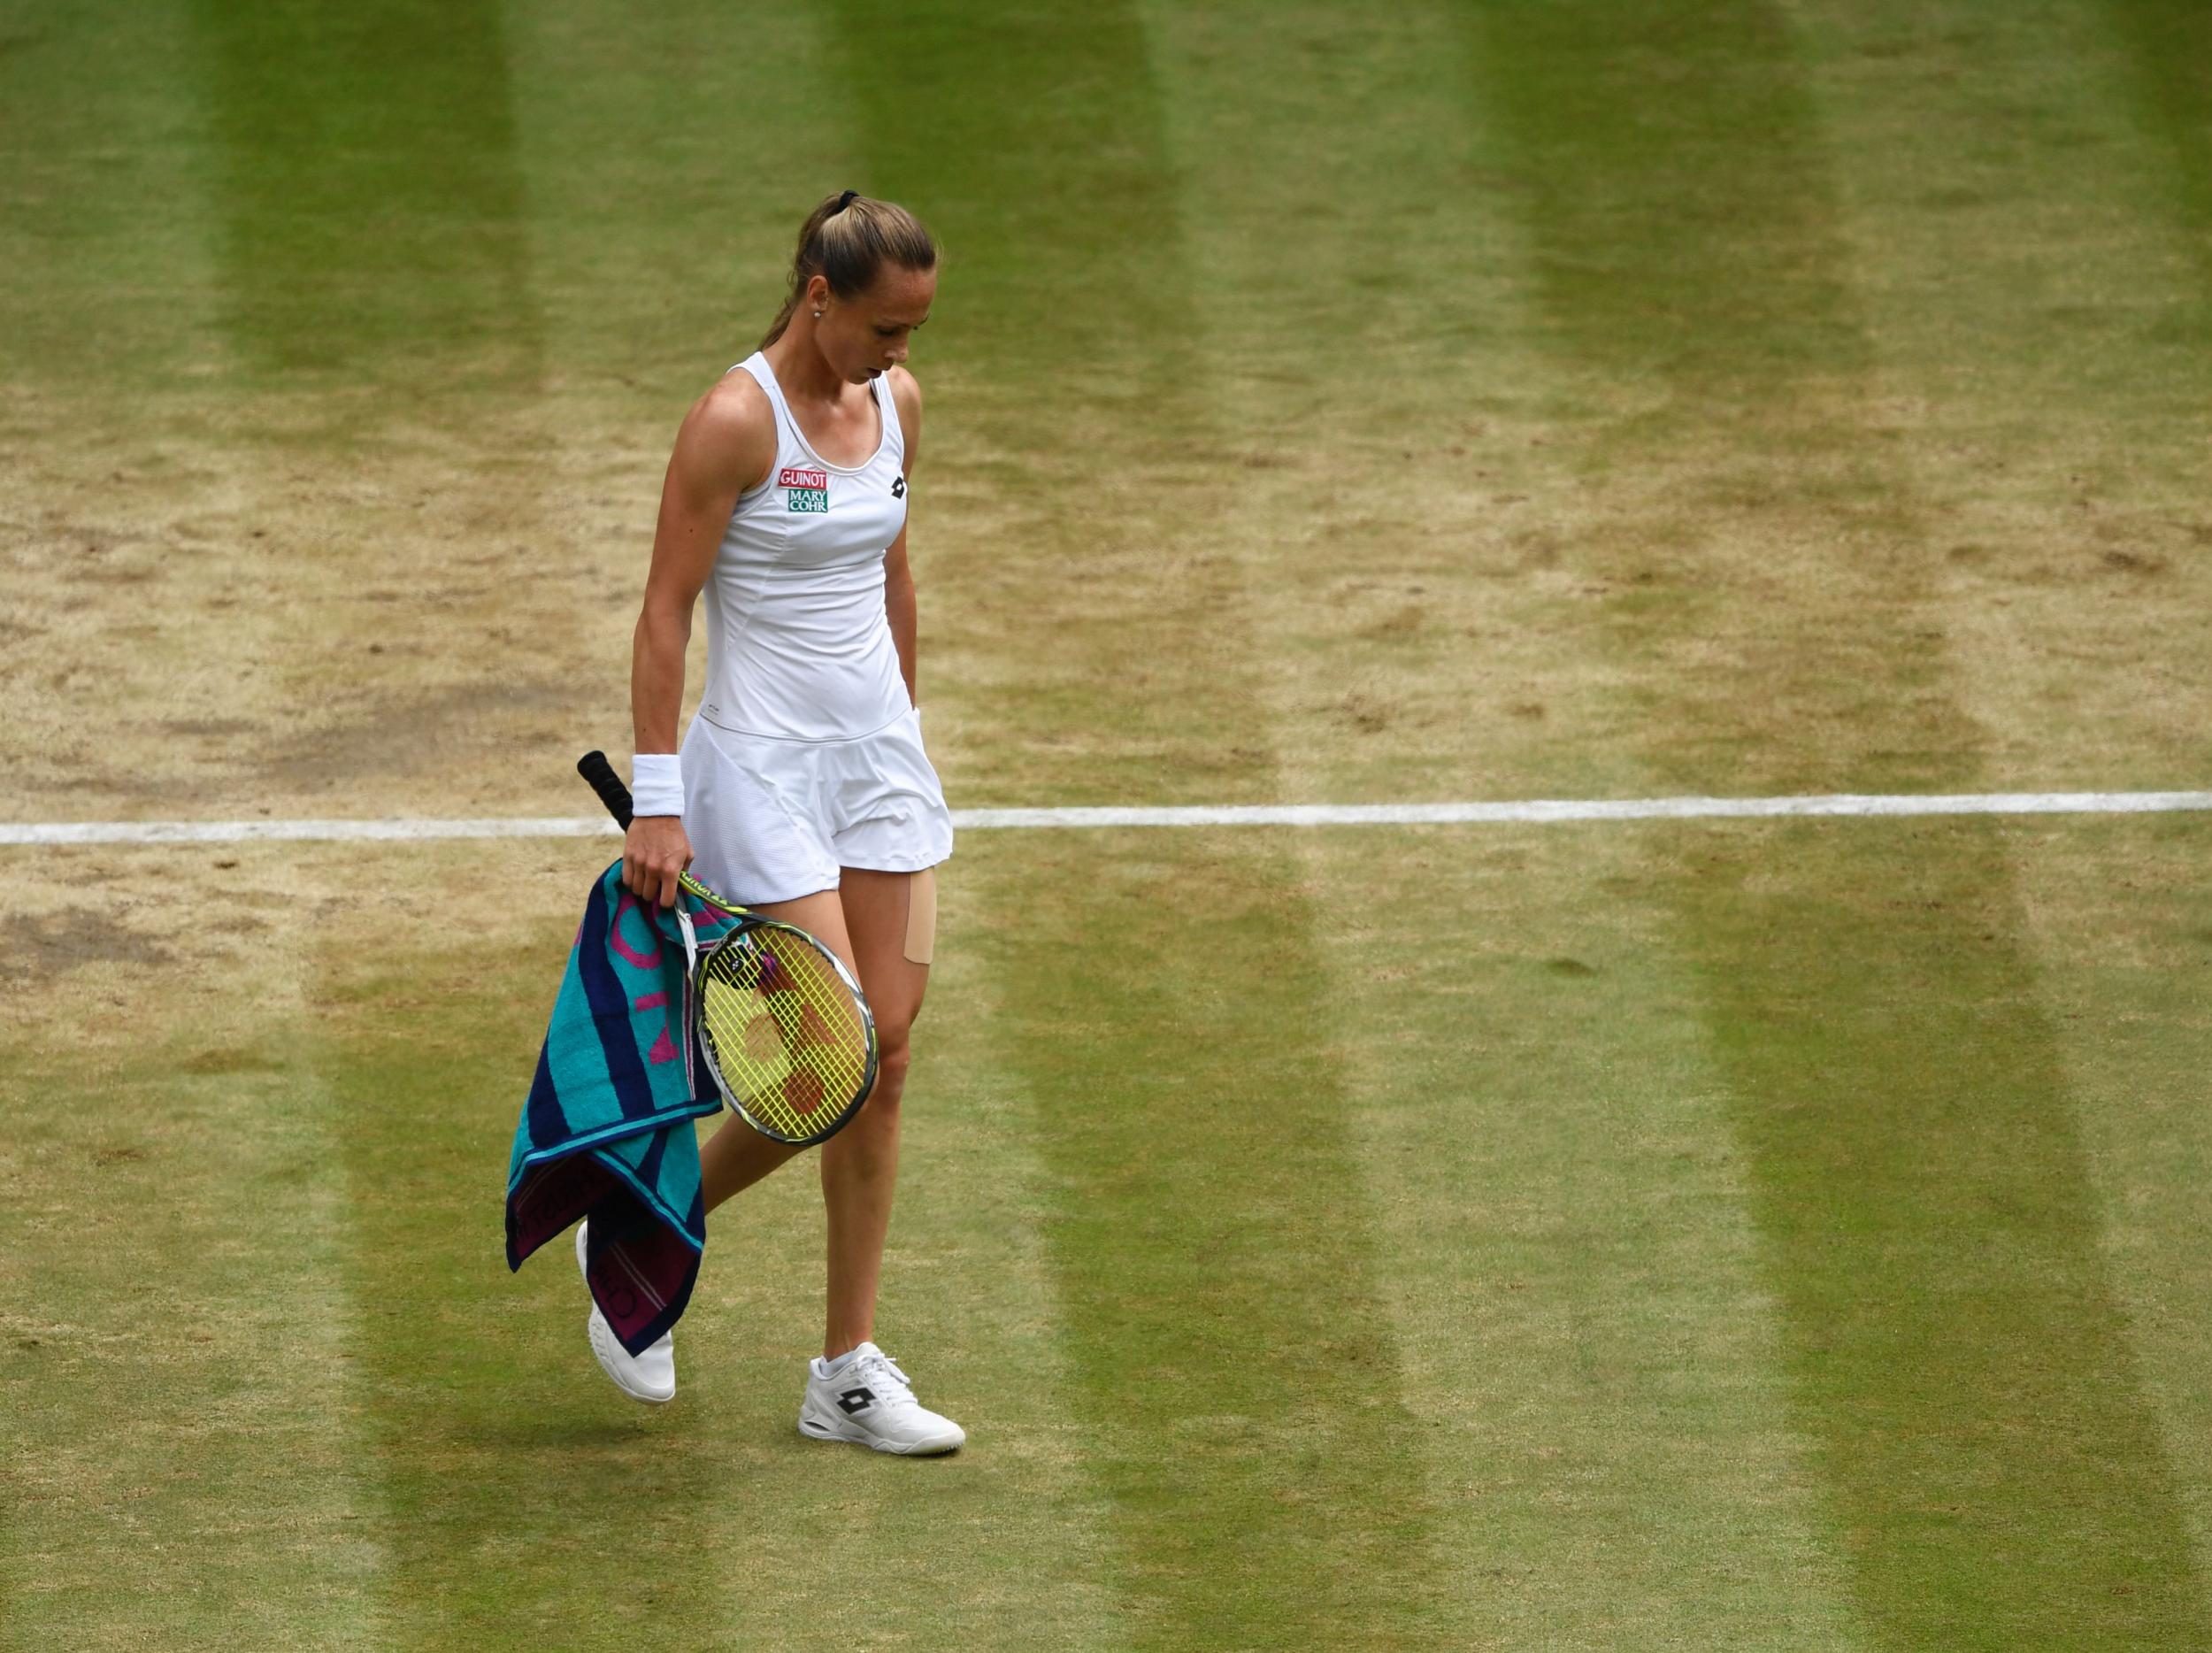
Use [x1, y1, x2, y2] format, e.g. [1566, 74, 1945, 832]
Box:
[886, 367, 925, 709]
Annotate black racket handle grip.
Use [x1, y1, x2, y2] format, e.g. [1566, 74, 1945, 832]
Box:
[577, 750, 635, 830]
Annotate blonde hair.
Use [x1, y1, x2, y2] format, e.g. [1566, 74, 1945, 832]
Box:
[758, 191, 939, 351]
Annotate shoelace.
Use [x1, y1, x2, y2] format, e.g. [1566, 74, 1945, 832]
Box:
[849, 1349, 914, 1399]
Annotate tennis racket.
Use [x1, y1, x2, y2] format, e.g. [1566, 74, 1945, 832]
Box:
[578, 750, 879, 1147]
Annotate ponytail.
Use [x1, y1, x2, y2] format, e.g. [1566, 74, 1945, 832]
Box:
[759, 191, 939, 350]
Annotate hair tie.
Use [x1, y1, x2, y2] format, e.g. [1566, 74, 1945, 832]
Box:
[837, 189, 859, 212]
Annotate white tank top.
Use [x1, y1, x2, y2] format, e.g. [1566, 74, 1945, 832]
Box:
[695, 350, 910, 742]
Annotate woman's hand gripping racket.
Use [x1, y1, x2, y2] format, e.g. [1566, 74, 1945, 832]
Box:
[578, 751, 879, 1147]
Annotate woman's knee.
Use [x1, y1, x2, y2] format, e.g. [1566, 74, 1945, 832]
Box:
[864, 1037, 911, 1109]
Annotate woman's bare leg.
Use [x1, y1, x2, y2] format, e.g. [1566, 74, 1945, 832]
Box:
[818, 867, 932, 1359]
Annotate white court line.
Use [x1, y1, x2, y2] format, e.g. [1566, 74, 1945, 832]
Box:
[4, 791, 2211, 846]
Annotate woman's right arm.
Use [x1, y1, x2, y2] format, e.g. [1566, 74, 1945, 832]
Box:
[626, 376, 774, 907]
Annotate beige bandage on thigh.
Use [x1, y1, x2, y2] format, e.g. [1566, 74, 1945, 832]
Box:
[902, 866, 938, 965]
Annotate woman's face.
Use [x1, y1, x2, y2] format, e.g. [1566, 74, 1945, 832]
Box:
[812, 265, 936, 385]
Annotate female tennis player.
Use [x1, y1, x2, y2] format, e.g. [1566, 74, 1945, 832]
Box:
[586, 190, 962, 1454]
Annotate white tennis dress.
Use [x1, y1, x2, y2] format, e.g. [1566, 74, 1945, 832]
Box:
[678, 350, 954, 904]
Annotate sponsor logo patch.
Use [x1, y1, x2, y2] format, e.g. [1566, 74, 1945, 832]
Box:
[781, 466, 830, 512]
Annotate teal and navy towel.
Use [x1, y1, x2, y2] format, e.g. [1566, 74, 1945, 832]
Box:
[505, 860, 743, 1356]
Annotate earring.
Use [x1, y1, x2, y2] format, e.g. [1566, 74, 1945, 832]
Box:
[812, 310, 823, 319]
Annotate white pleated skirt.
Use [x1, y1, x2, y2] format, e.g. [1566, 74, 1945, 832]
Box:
[678, 704, 954, 905]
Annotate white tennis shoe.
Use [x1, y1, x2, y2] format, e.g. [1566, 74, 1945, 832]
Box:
[798, 1342, 964, 1455]
[576, 1219, 676, 1404]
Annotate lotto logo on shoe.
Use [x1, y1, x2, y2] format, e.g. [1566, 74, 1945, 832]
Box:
[780, 465, 830, 512]
[837, 1387, 875, 1415]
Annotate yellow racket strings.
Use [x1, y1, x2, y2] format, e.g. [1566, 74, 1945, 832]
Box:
[695, 930, 872, 1139]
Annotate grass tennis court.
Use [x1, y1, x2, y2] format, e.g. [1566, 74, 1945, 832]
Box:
[6, 2, 2212, 1647]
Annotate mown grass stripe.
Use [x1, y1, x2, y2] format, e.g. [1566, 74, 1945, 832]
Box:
[2103, 0, 2212, 299]
[810, 8, 1267, 813]
[1137, 0, 1878, 1640]
[180, 0, 540, 401]
[520, 4, 1131, 1641]
[0, 0, 226, 391]
[312, 925, 757, 1650]
[1786, 0, 2212, 1596]
[828, 3, 1440, 1643]
[0, 853, 390, 1648]
[1459, 1, 2212, 1644]
[269, 7, 867, 1645]
[2051, 0, 2212, 1582]
[1989, 816, 2212, 1577]
[310, 7, 1132, 1647]
[165, 4, 715, 1643]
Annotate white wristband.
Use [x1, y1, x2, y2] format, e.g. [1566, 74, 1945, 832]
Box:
[630, 753, 685, 818]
